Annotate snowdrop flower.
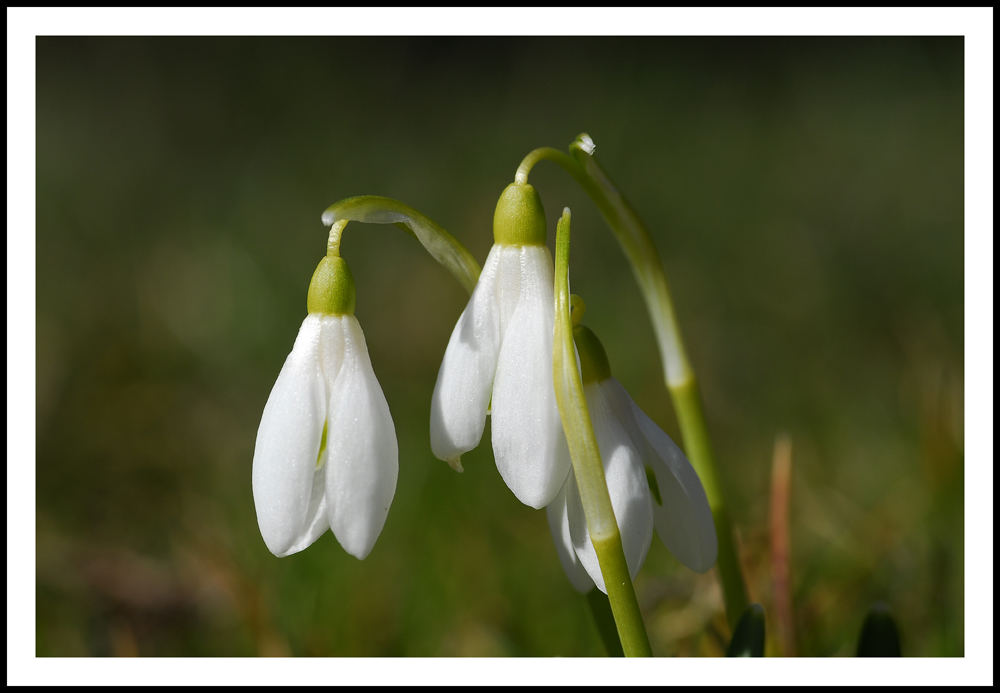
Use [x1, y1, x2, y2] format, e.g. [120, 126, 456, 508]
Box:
[252, 254, 398, 559]
[547, 324, 717, 593]
[430, 182, 569, 508]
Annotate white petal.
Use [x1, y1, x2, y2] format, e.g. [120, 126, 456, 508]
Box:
[491, 245, 569, 508]
[429, 245, 504, 468]
[280, 480, 330, 556]
[605, 378, 718, 573]
[252, 315, 329, 557]
[545, 457, 594, 593]
[276, 316, 350, 555]
[324, 316, 399, 560]
[493, 244, 525, 331]
[568, 382, 654, 593]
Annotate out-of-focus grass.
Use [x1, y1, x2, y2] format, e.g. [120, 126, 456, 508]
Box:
[35, 36, 963, 656]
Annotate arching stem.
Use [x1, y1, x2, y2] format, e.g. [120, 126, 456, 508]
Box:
[322, 195, 481, 295]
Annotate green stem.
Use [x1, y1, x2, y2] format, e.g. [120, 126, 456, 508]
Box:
[673, 378, 749, 627]
[519, 135, 749, 629]
[514, 147, 579, 185]
[321, 195, 481, 295]
[326, 219, 348, 257]
[553, 208, 652, 657]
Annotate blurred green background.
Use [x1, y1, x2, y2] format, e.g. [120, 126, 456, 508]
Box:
[35, 36, 963, 657]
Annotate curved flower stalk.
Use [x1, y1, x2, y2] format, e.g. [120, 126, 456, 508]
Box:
[429, 182, 570, 509]
[547, 323, 717, 594]
[252, 247, 398, 560]
[321, 195, 481, 295]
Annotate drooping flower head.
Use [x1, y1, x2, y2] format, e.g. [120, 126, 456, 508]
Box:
[548, 321, 717, 593]
[252, 251, 398, 559]
[430, 182, 569, 509]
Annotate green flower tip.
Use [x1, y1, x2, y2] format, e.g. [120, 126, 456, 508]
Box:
[307, 255, 356, 316]
[574, 324, 611, 385]
[493, 182, 547, 247]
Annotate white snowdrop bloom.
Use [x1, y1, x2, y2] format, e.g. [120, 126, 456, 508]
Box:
[252, 256, 398, 559]
[430, 182, 569, 509]
[547, 325, 717, 593]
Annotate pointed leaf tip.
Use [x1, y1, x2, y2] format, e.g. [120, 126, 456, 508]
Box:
[726, 603, 766, 657]
[857, 602, 902, 657]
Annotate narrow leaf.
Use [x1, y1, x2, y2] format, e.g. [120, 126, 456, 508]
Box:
[553, 207, 651, 657]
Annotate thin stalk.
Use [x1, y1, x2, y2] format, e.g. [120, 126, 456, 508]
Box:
[326, 219, 348, 257]
[553, 208, 652, 657]
[515, 147, 579, 185]
[769, 433, 795, 656]
[519, 136, 750, 629]
[322, 195, 481, 295]
[673, 378, 749, 627]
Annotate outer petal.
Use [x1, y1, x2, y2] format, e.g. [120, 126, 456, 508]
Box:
[252, 315, 328, 557]
[545, 450, 594, 593]
[277, 316, 350, 554]
[429, 245, 503, 468]
[491, 245, 569, 508]
[605, 378, 718, 573]
[324, 315, 399, 560]
[567, 381, 654, 593]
